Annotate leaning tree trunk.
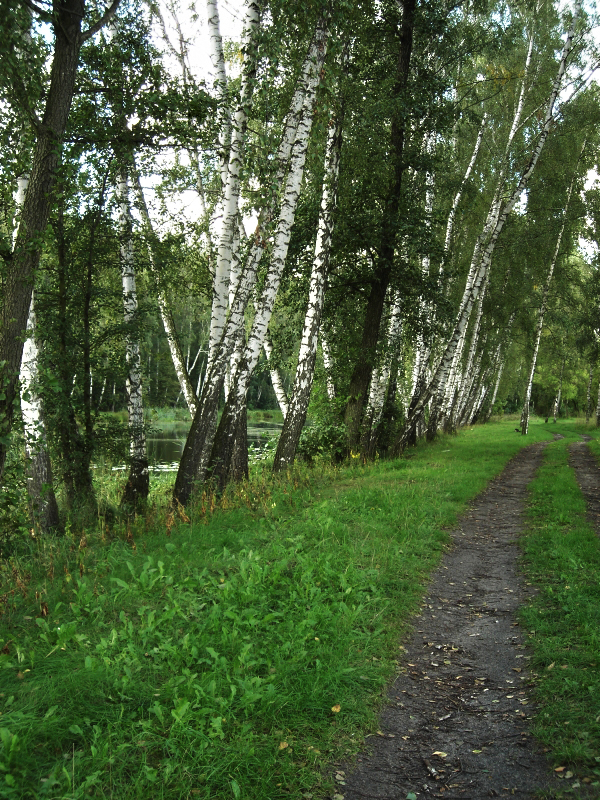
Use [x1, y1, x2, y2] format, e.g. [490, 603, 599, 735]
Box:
[273, 106, 342, 471]
[118, 169, 149, 508]
[172, 10, 325, 507]
[208, 23, 328, 490]
[0, 0, 121, 482]
[132, 162, 198, 416]
[173, 19, 328, 504]
[207, 1, 261, 371]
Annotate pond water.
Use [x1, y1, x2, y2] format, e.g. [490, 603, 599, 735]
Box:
[146, 420, 282, 470]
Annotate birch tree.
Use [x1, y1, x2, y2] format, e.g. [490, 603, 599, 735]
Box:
[273, 106, 343, 471]
[174, 15, 329, 504]
[397, 0, 582, 451]
[520, 148, 582, 434]
[208, 19, 329, 490]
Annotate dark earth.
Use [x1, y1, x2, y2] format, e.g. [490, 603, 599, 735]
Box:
[332, 438, 600, 800]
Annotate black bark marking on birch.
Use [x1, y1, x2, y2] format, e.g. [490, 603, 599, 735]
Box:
[340, 442, 570, 800]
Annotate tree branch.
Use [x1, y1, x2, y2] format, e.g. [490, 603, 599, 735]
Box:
[18, 0, 52, 21]
[80, 0, 121, 41]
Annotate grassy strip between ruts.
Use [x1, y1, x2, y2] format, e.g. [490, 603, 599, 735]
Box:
[0, 418, 555, 800]
[520, 424, 600, 794]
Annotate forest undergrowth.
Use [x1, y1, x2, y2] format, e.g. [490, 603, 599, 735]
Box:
[0, 418, 597, 799]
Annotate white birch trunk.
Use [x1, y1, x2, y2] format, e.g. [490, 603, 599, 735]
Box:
[553, 389, 562, 423]
[520, 152, 580, 433]
[118, 169, 149, 505]
[273, 107, 343, 470]
[442, 112, 487, 265]
[366, 292, 403, 430]
[174, 20, 329, 504]
[208, 0, 260, 369]
[206, 0, 231, 190]
[321, 336, 336, 400]
[210, 22, 328, 485]
[400, 0, 581, 448]
[263, 334, 289, 417]
[15, 168, 61, 531]
[131, 164, 198, 417]
[207, 9, 321, 378]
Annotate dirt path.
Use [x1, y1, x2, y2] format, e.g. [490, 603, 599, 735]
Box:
[569, 437, 600, 529]
[337, 442, 567, 800]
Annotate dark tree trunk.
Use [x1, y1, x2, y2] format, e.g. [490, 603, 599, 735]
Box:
[0, 0, 121, 480]
[53, 210, 96, 511]
[26, 446, 61, 533]
[208, 385, 248, 493]
[0, 0, 85, 480]
[343, 0, 416, 454]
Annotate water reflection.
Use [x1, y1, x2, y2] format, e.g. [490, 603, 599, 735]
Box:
[147, 421, 282, 469]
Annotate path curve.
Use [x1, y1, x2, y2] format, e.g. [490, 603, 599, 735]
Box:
[338, 442, 564, 800]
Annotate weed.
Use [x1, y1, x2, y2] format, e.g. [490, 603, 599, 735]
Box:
[0, 417, 557, 798]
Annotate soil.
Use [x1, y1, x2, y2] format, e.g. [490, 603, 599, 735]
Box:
[568, 437, 600, 529]
[334, 440, 597, 800]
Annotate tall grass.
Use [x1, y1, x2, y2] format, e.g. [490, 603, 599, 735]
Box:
[0, 419, 555, 799]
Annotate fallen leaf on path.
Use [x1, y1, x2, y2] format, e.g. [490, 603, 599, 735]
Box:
[565, 772, 574, 779]
[554, 766, 566, 773]
[432, 751, 448, 758]
[278, 742, 288, 750]
[472, 749, 482, 754]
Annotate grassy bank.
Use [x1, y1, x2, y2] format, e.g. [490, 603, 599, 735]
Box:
[0, 419, 555, 799]
[520, 421, 600, 792]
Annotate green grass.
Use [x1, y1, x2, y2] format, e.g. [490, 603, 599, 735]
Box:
[519, 421, 600, 790]
[0, 417, 557, 799]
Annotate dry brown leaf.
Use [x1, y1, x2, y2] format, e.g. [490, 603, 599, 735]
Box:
[331, 704, 341, 713]
[432, 751, 448, 758]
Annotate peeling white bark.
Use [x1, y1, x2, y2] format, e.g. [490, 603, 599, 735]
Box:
[274, 105, 342, 469]
[208, 1, 261, 369]
[321, 336, 336, 400]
